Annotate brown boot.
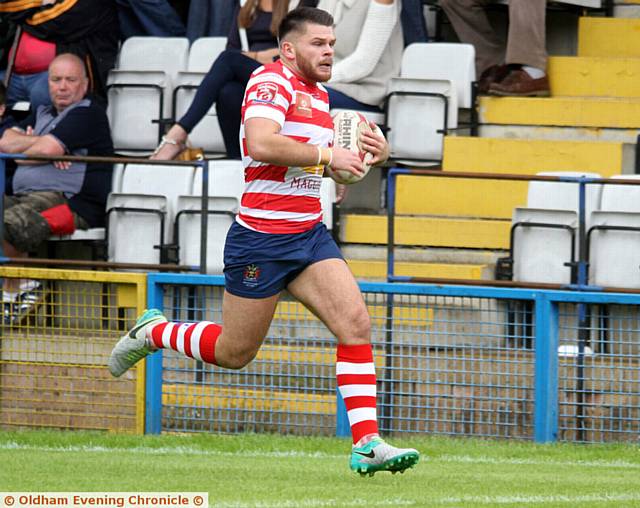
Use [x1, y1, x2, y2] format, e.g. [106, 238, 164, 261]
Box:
[488, 69, 550, 97]
[477, 64, 510, 94]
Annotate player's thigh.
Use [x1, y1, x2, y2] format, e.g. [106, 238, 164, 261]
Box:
[287, 258, 370, 344]
[217, 289, 280, 366]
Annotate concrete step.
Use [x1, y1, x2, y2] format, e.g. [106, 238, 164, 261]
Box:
[442, 136, 627, 175]
[395, 175, 528, 219]
[340, 214, 510, 250]
[346, 259, 489, 280]
[548, 56, 640, 98]
[478, 96, 640, 129]
[578, 17, 640, 57]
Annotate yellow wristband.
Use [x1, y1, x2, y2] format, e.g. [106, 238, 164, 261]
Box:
[316, 146, 323, 166]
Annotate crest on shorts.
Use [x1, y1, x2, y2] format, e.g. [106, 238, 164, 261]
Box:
[255, 82, 278, 103]
[242, 264, 261, 287]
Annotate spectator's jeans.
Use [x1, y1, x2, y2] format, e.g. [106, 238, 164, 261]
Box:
[116, 0, 186, 39]
[5, 71, 51, 110]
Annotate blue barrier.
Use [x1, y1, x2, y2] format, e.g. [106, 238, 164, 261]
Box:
[145, 273, 640, 443]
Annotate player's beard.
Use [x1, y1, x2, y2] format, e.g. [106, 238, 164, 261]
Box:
[298, 57, 332, 83]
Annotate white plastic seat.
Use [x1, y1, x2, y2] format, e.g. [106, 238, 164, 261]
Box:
[107, 37, 189, 153]
[320, 178, 336, 230]
[175, 160, 244, 273]
[385, 42, 474, 162]
[510, 172, 602, 284]
[174, 37, 228, 155]
[49, 164, 126, 245]
[107, 163, 196, 264]
[526, 171, 603, 226]
[588, 175, 640, 289]
[511, 208, 577, 284]
[107, 194, 168, 264]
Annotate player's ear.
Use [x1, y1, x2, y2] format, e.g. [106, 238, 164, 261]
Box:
[280, 40, 295, 60]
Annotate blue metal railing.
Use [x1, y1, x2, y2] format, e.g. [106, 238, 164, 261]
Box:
[145, 273, 640, 443]
[0, 153, 210, 272]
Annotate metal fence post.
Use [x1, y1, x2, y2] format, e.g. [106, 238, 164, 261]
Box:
[534, 292, 559, 442]
[145, 274, 165, 434]
[336, 389, 350, 437]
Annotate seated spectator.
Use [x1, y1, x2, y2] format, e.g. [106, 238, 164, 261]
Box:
[152, 0, 304, 160]
[439, 0, 549, 96]
[153, 0, 400, 161]
[0, 53, 113, 324]
[0, 0, 120, 108]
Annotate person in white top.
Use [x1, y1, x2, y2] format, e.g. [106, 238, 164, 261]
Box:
[109, 6, 419, 477]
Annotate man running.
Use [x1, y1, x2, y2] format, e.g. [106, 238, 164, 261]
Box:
[109, 6, 419, 477]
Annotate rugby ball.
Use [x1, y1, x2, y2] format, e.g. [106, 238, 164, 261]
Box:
[325, 110, 380, 185]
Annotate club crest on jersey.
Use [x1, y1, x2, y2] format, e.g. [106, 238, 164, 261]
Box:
[256, 82, 278, 103]
[295, 92, 313, 117]
[242, 264, 261, 287]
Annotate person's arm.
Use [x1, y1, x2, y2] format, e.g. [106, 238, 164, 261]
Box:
[244, 47, 279, 65]
[244, 117, 364, 177]
[329, 0, 397, 84]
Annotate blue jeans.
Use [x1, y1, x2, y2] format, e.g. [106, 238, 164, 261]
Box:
[116, 0, 186, 39]
[5, 71, 51, 110]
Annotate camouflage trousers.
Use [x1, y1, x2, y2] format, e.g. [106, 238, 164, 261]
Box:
[4, 192, 89, 254]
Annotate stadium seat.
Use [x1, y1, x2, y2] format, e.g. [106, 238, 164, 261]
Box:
[48, 164, 127, 257]
[589, 175, 640, 289]
[107, 37, 189, 154]
[107, 163, 196, 264]
[511, 208, 577, 284]
[173, 37, 228, 155]
[320, 178, 337, 231]
[384, 42, 474, 163]
[177, 160, 244, 272]
[507, 172, 603, 284]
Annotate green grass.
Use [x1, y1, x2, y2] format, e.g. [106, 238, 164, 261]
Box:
[1, 430, 639, 507]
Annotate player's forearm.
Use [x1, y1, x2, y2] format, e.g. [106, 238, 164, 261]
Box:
[247, 132, 328, 168]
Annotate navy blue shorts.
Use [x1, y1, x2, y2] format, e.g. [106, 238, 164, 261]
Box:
[223, 221, 344, 298]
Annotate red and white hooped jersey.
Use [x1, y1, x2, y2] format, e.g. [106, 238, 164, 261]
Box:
[238, 60, 333, 234]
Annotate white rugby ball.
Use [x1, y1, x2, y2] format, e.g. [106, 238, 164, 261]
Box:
[325, 110, 381, 185]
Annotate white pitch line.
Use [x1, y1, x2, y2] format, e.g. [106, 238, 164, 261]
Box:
[436, 493, 640, 505]
[437, 454, 640, 470]
[212, 499, 415, 508]
[0, 443, 638, 470]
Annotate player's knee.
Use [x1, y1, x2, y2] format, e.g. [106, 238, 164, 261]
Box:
[347, 308, 371, 339]
[225, 348, 258, 370]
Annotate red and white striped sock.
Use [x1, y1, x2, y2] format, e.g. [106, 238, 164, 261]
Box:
[336, 343, 379, 444]
[147, 321, 222, 365]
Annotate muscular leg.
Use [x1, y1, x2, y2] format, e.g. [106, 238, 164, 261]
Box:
[214, 290, 280, 369]
[287, 258, 370, 345]
[288, 258, 379, 444]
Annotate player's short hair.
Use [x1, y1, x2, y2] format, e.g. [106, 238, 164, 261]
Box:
[278, 7, 334, 42]
[0, 81, 6, 106]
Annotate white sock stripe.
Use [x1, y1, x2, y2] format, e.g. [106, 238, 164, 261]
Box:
[176, 328, 186, 355]
[189, 323, 210, 361]
[173, 323, 191, 352]
[347, 407, 377, 425]
[336, 361, 376, 376]
[161, 323, 175, 349]
[338, 384, 377, 399]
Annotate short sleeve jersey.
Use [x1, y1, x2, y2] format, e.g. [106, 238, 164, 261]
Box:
[239, 60, 333, 234]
